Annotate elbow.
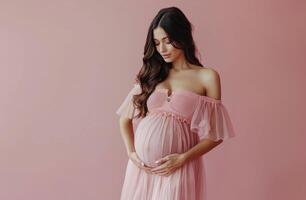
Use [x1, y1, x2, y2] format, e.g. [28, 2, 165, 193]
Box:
[119, 116, 133, 125]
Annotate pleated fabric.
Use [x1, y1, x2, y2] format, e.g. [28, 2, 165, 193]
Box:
[116, 83, 236, 200]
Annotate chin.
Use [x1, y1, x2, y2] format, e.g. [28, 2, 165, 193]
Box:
[163, 58, 172, 62]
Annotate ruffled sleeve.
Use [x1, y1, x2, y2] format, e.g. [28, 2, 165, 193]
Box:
[115, 83, 141, 119]
[190, 97, 236, 141]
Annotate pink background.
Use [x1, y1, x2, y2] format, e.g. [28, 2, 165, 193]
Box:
[1, 1, 305, 200]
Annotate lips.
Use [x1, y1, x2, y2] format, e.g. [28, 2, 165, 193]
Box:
[162, 54, 171, 57]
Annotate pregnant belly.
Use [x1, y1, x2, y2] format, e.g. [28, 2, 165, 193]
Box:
[134, 113, 196, 167]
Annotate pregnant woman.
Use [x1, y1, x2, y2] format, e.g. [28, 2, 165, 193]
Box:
[116, 6, 236, 200]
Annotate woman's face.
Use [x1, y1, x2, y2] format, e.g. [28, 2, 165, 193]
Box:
[153, 27, 183, 63]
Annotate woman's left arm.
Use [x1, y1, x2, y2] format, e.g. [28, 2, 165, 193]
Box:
[183, 67, 223, 161]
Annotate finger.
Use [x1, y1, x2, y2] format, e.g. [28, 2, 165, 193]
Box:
[155, 156, 169, 164]
[164, 168, 176, 177]
[151, 164, 169, 173]
[155, 169, 171, 176]
[134, 156, 143, 164]
[144, 165, 154, 170]
[139, 162, 155, 171]
[153, 165, 175, 174]
[155, 159, 164, 164]
[164, 172, 172, 177]
[139, 161, 148, 168]
[142, 165, 154, 170]
[141, 166, 154, 174]
[152, 167, 170, 174]
[131, 160, 140, 167]
[155, 160, 167, 165]
[133, 160, 145, 169]
[160, 171, 170, 176]
[151, 162, 169, 172]
[159, 168, 175, 176]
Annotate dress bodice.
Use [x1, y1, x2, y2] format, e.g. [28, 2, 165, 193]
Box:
[116, 83, 236, 141]
[147, 87, 221, 120]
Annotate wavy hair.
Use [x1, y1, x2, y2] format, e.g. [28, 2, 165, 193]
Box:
[133, 6, 204, 118]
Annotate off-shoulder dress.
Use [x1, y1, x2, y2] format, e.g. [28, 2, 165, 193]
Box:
[116, 83, 236, 200]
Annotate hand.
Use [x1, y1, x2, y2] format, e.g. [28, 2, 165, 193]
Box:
[128, 152, 154, 174]
[150, 153, 187, 177]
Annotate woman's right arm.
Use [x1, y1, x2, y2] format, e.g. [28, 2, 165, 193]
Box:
[118, 117, 154, 173]
[118, 117, 136, 157]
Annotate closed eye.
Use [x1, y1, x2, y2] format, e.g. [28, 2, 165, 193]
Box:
[154, 41, 172, 46]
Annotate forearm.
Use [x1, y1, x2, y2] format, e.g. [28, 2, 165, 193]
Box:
[118, 119, 136, 157]
[182, 138, 223, 162]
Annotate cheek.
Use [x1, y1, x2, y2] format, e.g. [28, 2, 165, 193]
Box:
[167, 44, 175, 52]
[169, 49, 181, 58]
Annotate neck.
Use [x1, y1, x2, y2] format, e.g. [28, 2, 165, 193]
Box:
[171, 55, 191, 72]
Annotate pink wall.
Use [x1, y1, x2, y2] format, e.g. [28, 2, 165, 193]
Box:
[0, 1, 305, 199]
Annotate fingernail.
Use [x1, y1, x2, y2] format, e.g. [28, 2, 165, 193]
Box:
[141, 162, 144, 166]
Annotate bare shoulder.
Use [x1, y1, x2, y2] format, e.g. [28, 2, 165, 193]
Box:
[190, 65, 219, 78]
[197, 66, 220, 81]
[197, 66, 221, 99]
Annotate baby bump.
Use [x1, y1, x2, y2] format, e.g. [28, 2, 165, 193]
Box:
[134, 113, 197, 167]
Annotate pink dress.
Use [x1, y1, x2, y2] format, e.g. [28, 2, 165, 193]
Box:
[116, 83, 236, 200]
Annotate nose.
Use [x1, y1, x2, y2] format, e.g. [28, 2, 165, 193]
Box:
[159, 42, 167, 53]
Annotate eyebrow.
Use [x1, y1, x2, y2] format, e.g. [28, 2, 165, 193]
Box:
[153, 36, 168, 41]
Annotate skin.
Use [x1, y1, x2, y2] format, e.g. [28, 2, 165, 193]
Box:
[118, 26, 223, 177]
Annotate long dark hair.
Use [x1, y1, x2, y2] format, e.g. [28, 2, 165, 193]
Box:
[133, 6, 204, 118]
